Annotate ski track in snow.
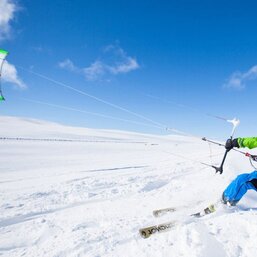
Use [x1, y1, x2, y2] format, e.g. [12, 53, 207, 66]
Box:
[0, 116, 257, 257]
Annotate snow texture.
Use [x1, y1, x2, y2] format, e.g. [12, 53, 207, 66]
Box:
[0, 116, 257, 257]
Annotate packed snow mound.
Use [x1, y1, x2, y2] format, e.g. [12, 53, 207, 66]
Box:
[0, 116, 257, 257]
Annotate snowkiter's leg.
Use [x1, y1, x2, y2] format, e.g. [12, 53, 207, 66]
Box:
[222, 173, 257, 206]
[250, 179, 257, 189]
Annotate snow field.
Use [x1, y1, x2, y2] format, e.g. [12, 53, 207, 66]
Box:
[0, 116, 257, 257]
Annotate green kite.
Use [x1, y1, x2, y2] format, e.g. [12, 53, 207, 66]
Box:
[0, 49, 9, 101]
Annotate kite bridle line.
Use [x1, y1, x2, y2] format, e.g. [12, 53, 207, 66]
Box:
[19, 97, 165, 130]
[17, 66, 220, 139]
[17, 66, 256, 171]
[16, 65, 171, 130]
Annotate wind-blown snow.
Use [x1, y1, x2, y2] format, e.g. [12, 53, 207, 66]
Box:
[0, 116, 257, 257]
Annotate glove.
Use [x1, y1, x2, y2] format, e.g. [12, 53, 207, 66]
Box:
[225, 138, 239, 151]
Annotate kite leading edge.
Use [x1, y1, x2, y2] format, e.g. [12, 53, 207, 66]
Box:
[0, 49, 9, 101]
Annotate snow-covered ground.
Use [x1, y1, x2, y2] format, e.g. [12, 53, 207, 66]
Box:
[0, 116, 257, 257]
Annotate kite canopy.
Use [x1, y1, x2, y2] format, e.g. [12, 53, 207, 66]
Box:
[0, 49, 9, 101]
[0, 49, 9, 60]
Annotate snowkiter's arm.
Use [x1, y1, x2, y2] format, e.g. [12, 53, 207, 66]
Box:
[225, 137, 257, 150]
[237, 137, 257, 149]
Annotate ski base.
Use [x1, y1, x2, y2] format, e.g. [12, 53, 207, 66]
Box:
[139, 221, 177, 239]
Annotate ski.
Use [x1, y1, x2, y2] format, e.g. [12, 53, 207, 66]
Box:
[139, 203, 219, 239]
[153, 207, 176, 217]
[139, 221, 177, 239]
[152, 201, 204, 218]
[191, 204, 216, 218]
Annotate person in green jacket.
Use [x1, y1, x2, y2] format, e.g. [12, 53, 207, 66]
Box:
[222, 137, 257, 206]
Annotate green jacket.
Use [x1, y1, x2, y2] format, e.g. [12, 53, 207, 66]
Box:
[238, 137, 257, 149]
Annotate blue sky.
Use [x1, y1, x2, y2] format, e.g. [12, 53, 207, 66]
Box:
[1, 0, 257, 138]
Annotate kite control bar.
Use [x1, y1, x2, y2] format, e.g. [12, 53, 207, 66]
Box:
[202, 137, 257, 171]
[203, 117, 257, 172]
[205, 118, 240, 174]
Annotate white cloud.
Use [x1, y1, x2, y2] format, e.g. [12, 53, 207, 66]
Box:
[104, 44, 139, 75]
[108, 56, 139, 75]
[0, 0, 17, 41]
[58, 59, 78, 72]
[83, 61, 105, 81]
[59, 45, 140, 81]
[2, 61, 26, 89]
[224, 65, 257, 90]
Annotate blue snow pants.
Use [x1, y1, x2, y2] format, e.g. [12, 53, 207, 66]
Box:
[222, 171, 257, 206]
